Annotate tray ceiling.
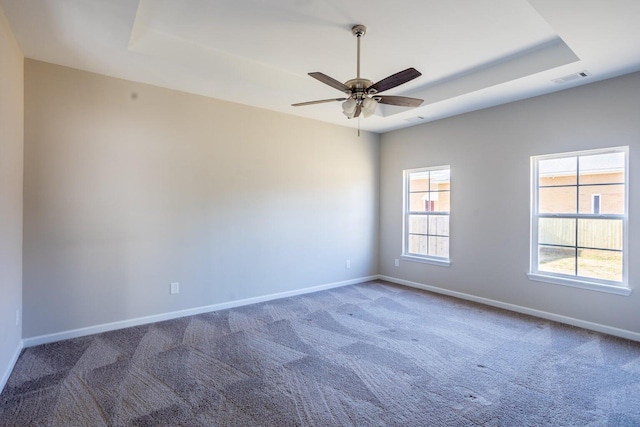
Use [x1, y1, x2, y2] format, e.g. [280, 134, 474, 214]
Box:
[2, 0, 639, 133]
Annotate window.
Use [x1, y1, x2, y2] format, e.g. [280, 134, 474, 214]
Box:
[529, 147, 629, 295]
[402, 166, 451, 266]
[592, 194, 601, 214]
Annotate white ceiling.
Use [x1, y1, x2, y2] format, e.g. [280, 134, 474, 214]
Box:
[2, 0, 640, 133]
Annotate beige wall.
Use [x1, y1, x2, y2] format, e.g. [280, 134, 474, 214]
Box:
[380, 71, 640, 334]
[0, 5, 24, 387]
[23, 59, 379, 338]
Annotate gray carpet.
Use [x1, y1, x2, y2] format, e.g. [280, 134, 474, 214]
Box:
[1, 281, 639, 426]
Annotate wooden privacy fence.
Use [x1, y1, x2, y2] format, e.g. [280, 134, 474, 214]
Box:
[539, 218, 622, 250]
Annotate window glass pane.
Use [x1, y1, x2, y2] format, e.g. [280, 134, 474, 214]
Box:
[538, 218, 576, 246]
[428, 236, 449, 258]
[578, 184, 624, 214]
[408, 215, 428, 234]
[408, 235, 427, 255]
[428, 215, 449, 237]
[539, 187, 576, 214]
[429, 169, 450, 192]
[539, 157, 576, 186]
[577, 219, 623, 250]
[409, 172, 430, 192]
[433, 191, 450, 212]
[579, 152, 625, 184]
[577, 249, 622, 282]
[538, 245, 575, 275]
[409, 192, 430, 212]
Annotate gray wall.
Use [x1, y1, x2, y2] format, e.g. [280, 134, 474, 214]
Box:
[380, 71, 640, 334]
[0, 5, 23, 386]
[23, 59, 379, 338]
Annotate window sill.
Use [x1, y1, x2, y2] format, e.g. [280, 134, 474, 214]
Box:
[401, 255, 451, 267]
[527, 273, 632, 296]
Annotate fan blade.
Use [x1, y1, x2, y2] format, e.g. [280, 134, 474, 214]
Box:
[353, 105, 362, 118]
[376, 96, 423, 108]
[367, 68, 422, 94]
[308, 72, 350, 93]
[292, 98, 346, 107]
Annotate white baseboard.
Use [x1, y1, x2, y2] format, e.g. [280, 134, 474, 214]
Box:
[379, 275, 640, 342]
[0, 340, 23, 393]
[23, 275, 378, 348]
[21, 272, 638, 349]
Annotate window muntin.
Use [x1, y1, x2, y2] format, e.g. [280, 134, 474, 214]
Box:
[531, 147, 628, 291]
[403, 166, 450, 263]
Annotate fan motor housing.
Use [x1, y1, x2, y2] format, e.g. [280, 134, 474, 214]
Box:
[345, 78, 373, 93]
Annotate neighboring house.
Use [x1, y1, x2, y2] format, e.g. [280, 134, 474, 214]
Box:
[539, 172, 624, 214]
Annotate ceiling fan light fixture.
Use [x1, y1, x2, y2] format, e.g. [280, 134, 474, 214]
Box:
[342, 98, 357, 117]
[362, 96, 377, 118]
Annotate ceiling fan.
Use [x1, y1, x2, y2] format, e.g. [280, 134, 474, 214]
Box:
[292, 25, 424, 119]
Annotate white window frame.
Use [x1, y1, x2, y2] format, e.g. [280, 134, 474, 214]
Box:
[528, 146, 630, 296]
[401, 165, 451, 267]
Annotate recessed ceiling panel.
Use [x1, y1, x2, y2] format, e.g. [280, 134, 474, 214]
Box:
[131, 0, 561, 87]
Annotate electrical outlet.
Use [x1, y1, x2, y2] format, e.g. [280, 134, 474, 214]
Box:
[346, 260, 351, 269]
[394, 259, 399, 267]
[15, 309, 19, 326]
[170, 282, 180, 294]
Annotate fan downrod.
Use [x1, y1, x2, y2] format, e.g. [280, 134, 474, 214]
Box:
[352, 25, 366, 80]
